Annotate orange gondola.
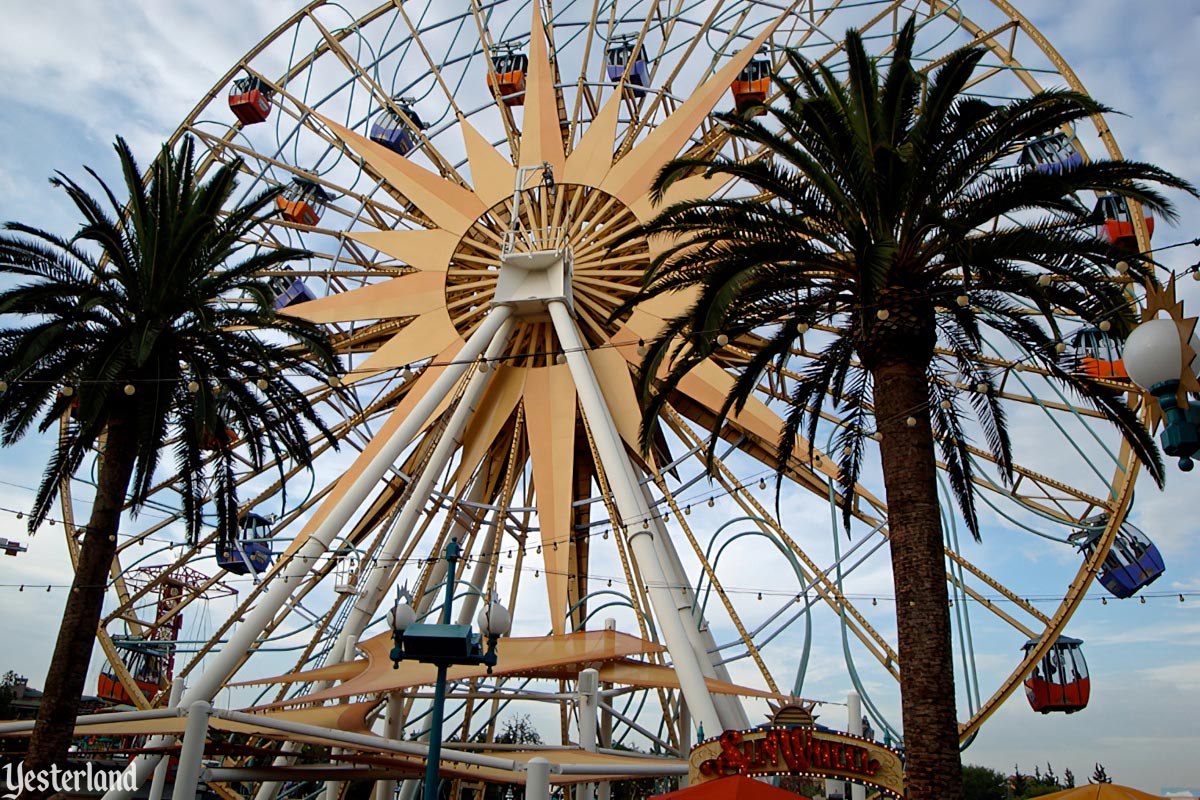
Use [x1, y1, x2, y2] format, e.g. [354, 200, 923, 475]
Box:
[488, 49, 528, 107]
[1095, 194, 1153, 251]
[730, 55, 771, 116]
[1066, 326, 1127, 380]
[276, 176, 332, 227]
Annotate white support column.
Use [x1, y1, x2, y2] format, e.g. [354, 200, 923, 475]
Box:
[848, 692, 865, 800]
[576, 669, 599, 800]
[373, 691, 405, 800]
[597, 619, 615, 800]
[332, 313, 516, 667]
[547, 299, 721, 735]
[171, 701, 211, 800]
[640, 483, 748, 731]
[323, 314, 515, 800]
[456, 513, 499, 625]
[526, 758, 551, 800]
[149, 680, 185, 800]
[103, 306, 515, 800]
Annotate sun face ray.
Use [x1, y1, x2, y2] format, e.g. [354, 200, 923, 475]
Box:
[459, 115, 519, 207]
[348, 229, 457, 273]
[524, 364, 577, 633]
[281, 270, 447, 323]
[316, 113, 485, 235]
[518, 4, 566, 174]
[454, 365, 528, 489]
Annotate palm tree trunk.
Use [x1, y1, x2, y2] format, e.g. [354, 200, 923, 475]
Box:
[25, 412, 138, 787]
[872, 358, 964, 800]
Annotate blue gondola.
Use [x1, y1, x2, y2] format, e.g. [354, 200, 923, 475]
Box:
[1069, 514, 1165, 599]
[606, 37, 649, 96]
[269, 266, 316, 310]
[217, 512, 274, 576]
[1020, 132, 1083, 174]
[369, 97, 426, 156]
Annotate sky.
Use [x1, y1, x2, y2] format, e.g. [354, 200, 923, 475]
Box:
[0, 1, 1199, 795]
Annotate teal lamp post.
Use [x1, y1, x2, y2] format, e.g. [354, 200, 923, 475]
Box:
[388, 538, 511, 800]
[1124, 317, 1200, 471]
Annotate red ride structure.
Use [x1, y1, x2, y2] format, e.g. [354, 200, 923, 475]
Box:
[96, 565, 235, 706]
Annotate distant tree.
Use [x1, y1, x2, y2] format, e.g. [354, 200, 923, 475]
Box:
[1010, 765, 1031, 797]
[1064, 768, 1076, 788]
[963, 765, 1007, 800]
[608, 741, 677, 800]
[1091, 763, 1113, 784]
[495, 714, 543, 745]
[1044, 763, 1059, 787]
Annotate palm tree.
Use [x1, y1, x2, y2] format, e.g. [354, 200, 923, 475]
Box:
[624, 19, 1195, 800]
[0, 136, 341, 775]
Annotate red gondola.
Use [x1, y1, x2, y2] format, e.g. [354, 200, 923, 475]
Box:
[276, 176, 332, 227]
[730, 55, 771, 116]
[488, 49, 528, 107]
[228, 76, 273, 126]
[1022, 636, 1090, 713]
[1095, 194, 1153, 251]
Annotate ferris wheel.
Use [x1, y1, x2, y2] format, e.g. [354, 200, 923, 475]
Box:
[60, 0, 1166, 776]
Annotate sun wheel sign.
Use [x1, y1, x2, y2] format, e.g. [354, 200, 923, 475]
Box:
[688, 727, 906, 798]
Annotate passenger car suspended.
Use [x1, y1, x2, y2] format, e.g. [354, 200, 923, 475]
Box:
[1020, 132, 1082, 174]
[1022, 636, 1090, 713]
[606, 37, 649, 95]
[1070, 515, 1165, 599]
[730, 54, 771, 115]
[488, 47, 528, 107]
[216, 512, 274, 576]
[369, 97, 426, 156]
[1066, 326, 1127, 380]
[276, 176, 332, 227]
[1095, 193, 1153, 250]
[228, 75, 273, 125]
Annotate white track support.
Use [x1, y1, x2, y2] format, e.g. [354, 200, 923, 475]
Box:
[576, 669, 599, 800]
[640, 483, 749, 731]
[171, 702, 211, 800]
[547, 299, 722, 735]
[103, 306, 515, 800]
[373, 691, 405, 800]
[849, 692, 865, 800]
[456, 511, 499, 625]
[526, 758, 551, 800]
[149, 681, 185, 800]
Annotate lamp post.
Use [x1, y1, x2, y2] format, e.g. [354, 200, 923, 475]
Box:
[389, 538, 511, 800]
[1123, 317, 1200, 471]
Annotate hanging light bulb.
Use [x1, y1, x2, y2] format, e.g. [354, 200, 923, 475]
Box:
[843, 445, 852, 455]
[975, 382, 989, 394]
[941, 399, 952, 410]
[477, 358, 489, 373]
[61, 386, 75, 398]
[256, 378, 269, 390]
[1140, 596, 1146, 604]
[757, 592, 762, 601]
[1115, 260, 1130, 274]
[1037, 274, 1052, 287]
[535, 569, 539, 578]
[607, 579, 612, 587]
[872, 597, 877, 606]
[759, 478, 766, 490]
[123, 384, 136, 395]
[16, 511, 22, 520]
[187, 380, 200, 393]
[602, 530, 609, 540]
[45, 585, 51, 592]
[555, 353, 567, 365]
[716, 333, 729, 347]
[796, 322, 809, 335]
[1101, 597, 1107, 605]
[642, 519, 649, 529]
[536, 545, 542, 554]
[1181, 594, 1186, 603]
[906, 417, 917, 427]
[707, 497, 714, 508]
[18, 585, 23, 592]
[1098, 320, 1112, 332]
[636, 339, 647, 356]
[956, 295, 970, 307]
[1055, 341, 1067, 354]
[876, 309, 890, 321]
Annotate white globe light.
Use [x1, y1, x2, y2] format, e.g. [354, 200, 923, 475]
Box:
[388, 600, 416, 634]
[1124, 318, 1183, 390]
[477, 601, 512, 637]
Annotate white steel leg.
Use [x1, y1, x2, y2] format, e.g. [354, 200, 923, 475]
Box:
[547, 299, 721, 735]
[103, 306, 514, 800]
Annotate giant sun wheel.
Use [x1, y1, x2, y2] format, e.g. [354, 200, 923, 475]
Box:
[62, 0, 1160, 782]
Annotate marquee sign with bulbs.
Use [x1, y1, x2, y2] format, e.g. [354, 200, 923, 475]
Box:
[686, 703, 906, 797]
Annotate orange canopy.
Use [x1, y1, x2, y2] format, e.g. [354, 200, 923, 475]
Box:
[1036, 786, 1170, 800]
[653, 775, 812, 800]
